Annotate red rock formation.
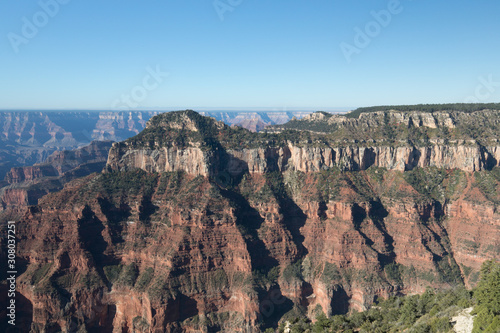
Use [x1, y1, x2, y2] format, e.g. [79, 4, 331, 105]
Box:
[3, 111, 499, 332]
[6, 165, 498, 332]
[5, 165, 58, 184]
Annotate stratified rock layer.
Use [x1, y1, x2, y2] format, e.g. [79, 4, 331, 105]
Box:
[3, 110, 499, 332]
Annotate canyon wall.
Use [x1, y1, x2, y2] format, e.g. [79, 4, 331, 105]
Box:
[106, 141, 500, 176]
[0, 141, 113, 215]
[2, 110, 499, 332]
[8, 167, 498, 332]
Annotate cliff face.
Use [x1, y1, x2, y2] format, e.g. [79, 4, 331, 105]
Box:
[281, 109, 500, 134]
[0, 111, 160, 146]
[199, 111, 311, 132]
[107, 141, 498, 175]
[5, 110, 500, 332]
[4, 165, 58, 184]
[106, 110, 500, 175]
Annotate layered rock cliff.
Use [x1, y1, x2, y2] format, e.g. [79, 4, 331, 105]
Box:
[107, 140, 499, 175]
[107, 110, 500, 175]
[3, 110, 499, 332]
[0, 111, 160, 146]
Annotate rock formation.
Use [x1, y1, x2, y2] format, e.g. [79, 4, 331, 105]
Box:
[1, 110, 499, 332]
[0, 110, 312, 180]
[0, 141, 113, 215]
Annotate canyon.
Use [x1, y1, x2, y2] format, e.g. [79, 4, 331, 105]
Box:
[0, 111, 155, 182]
[0, 141, 113, 217]
[0, 109, 499, 332]
[0, 111, 310, 181]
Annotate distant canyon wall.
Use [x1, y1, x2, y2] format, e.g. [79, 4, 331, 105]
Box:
[0, 111, 159, 146]
[0, 141, 113, 214]
[0, 110, 310, 147]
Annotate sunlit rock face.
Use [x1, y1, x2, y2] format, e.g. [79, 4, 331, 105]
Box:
[6, 110, 499, 332]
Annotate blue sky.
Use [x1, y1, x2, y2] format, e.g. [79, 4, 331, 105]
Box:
[1, 0, 499, 110]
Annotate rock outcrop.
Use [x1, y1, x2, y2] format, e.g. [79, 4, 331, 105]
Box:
[2, 110, 499, 332]
[107, 108, 500, 174]
[0, 111, 158, 181]
[107, 142, 499, 175]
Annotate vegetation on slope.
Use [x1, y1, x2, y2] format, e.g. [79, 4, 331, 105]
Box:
[346, 103, 500, 118]
[278, 261, 499, 333]
[122, 108, 500, 151]
[276, 119, 497, 146]
[472, 260, 500, 332]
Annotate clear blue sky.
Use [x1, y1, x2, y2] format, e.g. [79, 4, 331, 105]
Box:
[1, 0, 499, 110]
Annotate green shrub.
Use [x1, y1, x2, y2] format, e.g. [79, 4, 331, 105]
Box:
[98, 170, 158, 198]
[436, 255, 462, 284]
[404, 167, 446, 201]
[118, 263, 139, 287]
[472, 260, 500, 332]
[31, 263, 53, 285]
[282, 261, 303, 283]
[253, 266, 280, 287]
[103, 264, 123, 284]
[54, 273, 74, 289]
[384, 263, 402, 284]
[133, 316, 150, 332]
[474, 171, 499, 204]
[135, 267, 154, 291]
[209, 270, 229, 290]
[79, 272, 104, 289]
[321, 262, 341, 284]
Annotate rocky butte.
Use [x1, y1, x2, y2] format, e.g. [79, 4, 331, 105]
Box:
[1, 108, 499, 332]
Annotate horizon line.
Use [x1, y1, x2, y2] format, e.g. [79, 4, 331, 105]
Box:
[0, 107, 354, 112]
